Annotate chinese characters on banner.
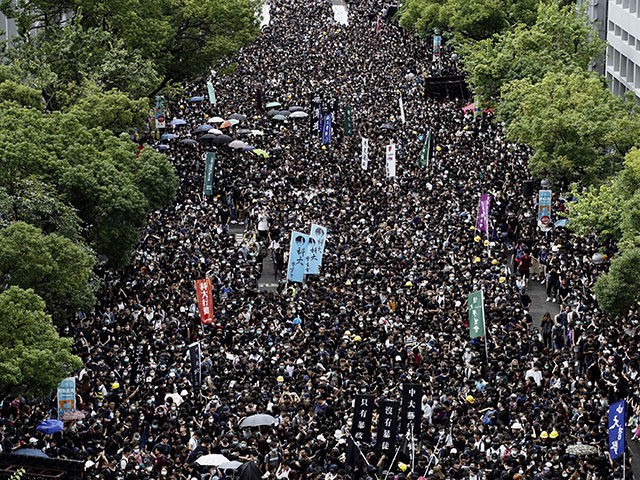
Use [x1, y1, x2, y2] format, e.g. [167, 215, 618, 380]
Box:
[608, 399, 626, 461]
[475, 194, 492, 233]
[351, 395, 375, 442]
[306, 224, 327, 274]
[376, 400, 400, 452]
[361, 137, 369, 171]
[400, 383, 423, 436]
[287, 232, 309, 283]
[189, 341, 202, 388]
[538, 190, 552, 230]
[468, 290, 485, 338]
[322, 114, 333, 145]
[385, 143, 396, 178]
[399, 96, 406, 124]
[57, 377, 76, 419]
[203, 152, 215, 196]
[194, 278, 215, 325]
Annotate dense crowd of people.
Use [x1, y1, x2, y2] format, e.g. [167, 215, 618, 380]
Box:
[1, 0, 638, 479]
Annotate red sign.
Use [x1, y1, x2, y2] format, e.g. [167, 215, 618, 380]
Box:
[194, 278, 215, 325]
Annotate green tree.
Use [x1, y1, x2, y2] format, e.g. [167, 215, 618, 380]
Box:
[460, 2, 604, 104]
[400, 0, 537, 39]
[0, 222, 96, 324]
[0, 101, 177, 266]
[0, 80, 43, 109]
[500, 70, 640, 184]
[0, 178, 82, 239]
[0, 286, 82, 397]
[594, 248, 640, 315]
[2, 0, 260, 97]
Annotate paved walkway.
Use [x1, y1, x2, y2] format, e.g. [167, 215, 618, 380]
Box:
[527, 279, 559, 329]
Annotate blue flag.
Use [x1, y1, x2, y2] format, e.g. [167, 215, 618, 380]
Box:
[608, 399, 626, 461]
[322, 114, 332, 145]
[306, 224, 327, 274]
[287, 232, 309, 283]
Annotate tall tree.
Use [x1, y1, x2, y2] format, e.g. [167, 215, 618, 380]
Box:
[500, 70, 640, 185]
[0, 286, 82, 397]
[0, 222, 96, 324]
[459, 1, 604, 104]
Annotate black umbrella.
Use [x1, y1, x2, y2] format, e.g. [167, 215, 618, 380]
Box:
[238, 461, 262, 480]
[200, 134, 232, 144]
[380, 123, 396, 130]
[179, 138, 198, 145]
[229, 113, 247, 122]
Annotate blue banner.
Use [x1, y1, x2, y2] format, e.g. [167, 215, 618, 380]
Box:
[287, 232, 309, 283]
[322, 114, 332, 145]
[57, 377, 76, 419]
[538, 190, 552, 226]
[609, 400, 626, 461]
[306, 224, 327, 274]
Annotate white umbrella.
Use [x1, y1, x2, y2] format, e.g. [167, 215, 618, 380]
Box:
[228, 140, 247, 149]
[195, 454, 230, 466]
[219, 460, 243, 470]
[164, 393, 184, 406]
[289, 111, 308, 118]
[239, 414, 277, 427]
[207, 116, 225, 124]
[250, 129, 264, 136]
[208, 128, 223, 135]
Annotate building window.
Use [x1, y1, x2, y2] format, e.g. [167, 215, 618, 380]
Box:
[630, 34, 636, 48]
[623, 29, 629, 41]
[631, 0, 637, 13]
[635, 65, 640, 88]
[623, 0, 630, 9]
[615, 24, 622, 36]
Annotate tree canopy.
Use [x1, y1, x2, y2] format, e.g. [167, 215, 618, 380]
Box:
[0, 222, 96, 324]
[500, 70, 640, 185]
[2, 0, 261, 102]
[459, 1, 604, 103]
[399, 0, 538, 39]
[0, 286, 82, 397]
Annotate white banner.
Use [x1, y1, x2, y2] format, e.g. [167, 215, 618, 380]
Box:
[385, 143, 396, 178]
[361, 137, 369, 170]
[399, 97, 405, 124]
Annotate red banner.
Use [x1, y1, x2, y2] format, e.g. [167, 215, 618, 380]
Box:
[194, 278, 215, 325]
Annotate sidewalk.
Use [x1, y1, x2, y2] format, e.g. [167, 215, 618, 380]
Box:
[527, 279, 559, 329]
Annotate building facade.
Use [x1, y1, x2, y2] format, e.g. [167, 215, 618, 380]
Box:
[581, 0, 640, 99]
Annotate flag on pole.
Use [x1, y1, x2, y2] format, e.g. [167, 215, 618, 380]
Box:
[203, 152, 215, 196]
[468, 290, 485, 338]
[476, 194, 492, 234]
[608, 400, 626, 461]
[376, 15, 381, 34]
[537, 190, 552, 229]
[207, 81, 216, 105]
[385, 143, 396, 178]
[361, 137, 369, 170]
[351, 395, 375, 442]
[287, 232, 309, 282]
[189, 341, 202, 388]
[194, 278, 215, 325]
[57, 377, 76, 419]
[322, 113, 332, 145]
[418, 131, 431, 168]
[375, 400, 400, 452]
[344, 105, 353, 137]
[399, 96, 406, 124]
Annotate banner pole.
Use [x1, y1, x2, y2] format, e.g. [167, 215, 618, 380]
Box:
[623, 451, 626, 480]
[422, 434, 443, 477]
[383, 440, 404, 480]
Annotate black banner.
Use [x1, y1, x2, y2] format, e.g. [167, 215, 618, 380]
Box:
[376, 400, 400, 452]
[351, 395, 375, 442]
[400, 383, 423, 436]
[189, 341, 202, 388]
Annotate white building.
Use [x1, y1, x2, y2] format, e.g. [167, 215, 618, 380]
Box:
[605, 0, 640, 97]
[580, 0, 640, 98]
